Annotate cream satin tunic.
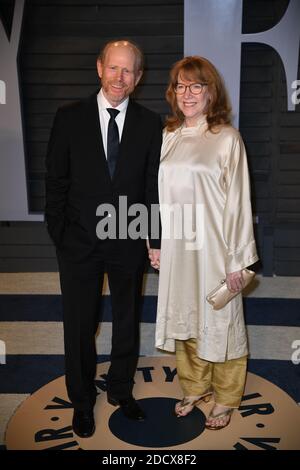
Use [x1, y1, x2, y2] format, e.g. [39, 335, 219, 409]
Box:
[155, 117, 259, 362]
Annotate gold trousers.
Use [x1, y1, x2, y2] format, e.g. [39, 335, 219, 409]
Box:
[175, 338, 247, 408]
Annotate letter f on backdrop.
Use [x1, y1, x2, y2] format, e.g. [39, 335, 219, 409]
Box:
[184, 0, 300, 128]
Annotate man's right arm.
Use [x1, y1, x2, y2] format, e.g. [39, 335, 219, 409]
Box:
[45, 108, 70, 247]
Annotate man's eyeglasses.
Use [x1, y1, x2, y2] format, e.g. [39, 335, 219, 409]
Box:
[174, 83, 207, 95]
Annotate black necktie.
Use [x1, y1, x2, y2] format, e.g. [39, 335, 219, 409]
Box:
[106, 108, 120, 178]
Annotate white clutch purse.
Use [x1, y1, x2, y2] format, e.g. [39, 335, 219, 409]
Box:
[206, 269, 255, 310]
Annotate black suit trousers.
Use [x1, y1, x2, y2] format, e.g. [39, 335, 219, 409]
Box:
[57, 244, 144, 411]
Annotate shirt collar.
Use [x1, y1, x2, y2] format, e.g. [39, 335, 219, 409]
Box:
[98, 88, 129, 113]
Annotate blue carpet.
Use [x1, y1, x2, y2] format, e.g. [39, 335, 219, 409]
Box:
[0, 355, 299, 402]
[0, 355, 109, 394]
[1, 293, 299, 452]
[247, 360, 300, 403]
[1, 295, 300, 326]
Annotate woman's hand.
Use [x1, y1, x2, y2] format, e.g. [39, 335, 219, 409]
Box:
[226, 270, 244, 293]
[146, 239, 160, 270]
[148, 249, 160, 270]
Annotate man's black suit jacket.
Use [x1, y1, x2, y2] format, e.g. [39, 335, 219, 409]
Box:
[45, 92, 162, 269]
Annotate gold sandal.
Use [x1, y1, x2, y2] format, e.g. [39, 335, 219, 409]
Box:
[205, 406, 233, 430]
[175, 392, 212, 417]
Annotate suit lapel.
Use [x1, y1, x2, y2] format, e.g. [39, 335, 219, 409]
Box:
[114, 100, 140, 181]
[85, 92, 112, 183]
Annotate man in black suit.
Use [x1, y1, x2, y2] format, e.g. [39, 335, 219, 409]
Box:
[45, 40, 161, 438]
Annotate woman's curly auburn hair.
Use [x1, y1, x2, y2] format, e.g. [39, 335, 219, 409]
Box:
[165, 56, 232, 132]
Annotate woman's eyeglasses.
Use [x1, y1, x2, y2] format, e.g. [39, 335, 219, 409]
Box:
[174, 83, 207, 95]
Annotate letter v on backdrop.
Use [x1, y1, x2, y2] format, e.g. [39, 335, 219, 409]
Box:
[0, 0, 42, 221]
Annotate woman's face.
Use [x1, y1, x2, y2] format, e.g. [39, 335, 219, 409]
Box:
[175, 73, 210, 127]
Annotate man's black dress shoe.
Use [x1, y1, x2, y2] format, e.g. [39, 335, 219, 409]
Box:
[72, 409, 95, 438]
[107, 395, 146, 421]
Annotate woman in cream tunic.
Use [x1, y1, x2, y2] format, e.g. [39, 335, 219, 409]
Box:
[153, 56, 258, 430]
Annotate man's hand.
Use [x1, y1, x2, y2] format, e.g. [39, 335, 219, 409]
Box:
[148, 249, 160, 270]
[226, 270, 244, 292]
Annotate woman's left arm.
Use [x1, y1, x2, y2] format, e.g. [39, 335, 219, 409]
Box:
[223, 132, 259, 290]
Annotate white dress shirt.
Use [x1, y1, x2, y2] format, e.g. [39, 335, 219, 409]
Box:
[97, 88, 129, 158]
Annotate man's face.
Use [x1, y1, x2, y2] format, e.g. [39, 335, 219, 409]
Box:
[97, 44, 142, 107]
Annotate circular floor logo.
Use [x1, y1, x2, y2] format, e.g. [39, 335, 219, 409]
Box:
[5, 357, 300, 450]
